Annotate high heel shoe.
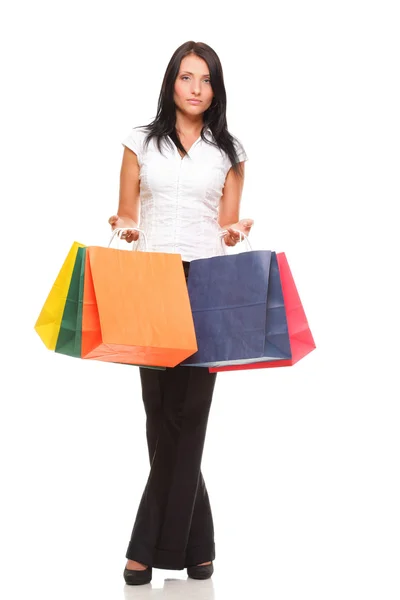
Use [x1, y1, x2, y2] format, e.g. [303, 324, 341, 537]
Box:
[123, 565, 152, 585]
[187, 561, 214, 580]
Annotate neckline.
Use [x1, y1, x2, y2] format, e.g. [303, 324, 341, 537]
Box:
[168, 127, 212, 161]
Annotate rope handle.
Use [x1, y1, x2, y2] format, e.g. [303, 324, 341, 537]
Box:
[218, 228, 253, 252]
[108, 227, 148, 251]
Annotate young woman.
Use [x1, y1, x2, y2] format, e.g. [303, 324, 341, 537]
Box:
[109, 40, 254, 585]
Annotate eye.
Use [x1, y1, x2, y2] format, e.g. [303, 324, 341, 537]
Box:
[181, 76, 211, 83]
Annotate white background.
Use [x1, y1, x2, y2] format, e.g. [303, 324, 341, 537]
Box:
[1, 1, 399, 598]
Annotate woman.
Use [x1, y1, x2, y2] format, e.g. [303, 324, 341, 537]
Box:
[109, 40, 254, 585]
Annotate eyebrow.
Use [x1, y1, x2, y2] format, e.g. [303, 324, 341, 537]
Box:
[180, 71, 210, 77]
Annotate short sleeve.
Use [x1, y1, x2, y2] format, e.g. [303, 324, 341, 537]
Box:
[121, 126, 145, 166]
[233, 135, 248, 163]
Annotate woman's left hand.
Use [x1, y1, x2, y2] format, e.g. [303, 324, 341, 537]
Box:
[222, 218, 254, 246]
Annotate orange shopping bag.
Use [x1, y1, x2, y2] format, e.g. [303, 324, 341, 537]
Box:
[81, 228, 198, 367]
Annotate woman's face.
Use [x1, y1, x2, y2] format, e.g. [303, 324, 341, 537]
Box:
[174, 54, 214, 118]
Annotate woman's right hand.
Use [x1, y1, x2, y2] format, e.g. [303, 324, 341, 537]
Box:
[108, 214, 139, 243]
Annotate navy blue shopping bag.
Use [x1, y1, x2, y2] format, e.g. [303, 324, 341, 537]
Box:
[180, 250, 291, 367]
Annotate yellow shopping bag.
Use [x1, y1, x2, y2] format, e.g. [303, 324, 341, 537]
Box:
[34, 241, 85, 349]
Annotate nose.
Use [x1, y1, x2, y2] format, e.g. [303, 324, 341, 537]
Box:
[190, 82, 201, 96]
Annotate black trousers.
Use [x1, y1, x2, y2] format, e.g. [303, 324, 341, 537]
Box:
[125, 260, 218, 570]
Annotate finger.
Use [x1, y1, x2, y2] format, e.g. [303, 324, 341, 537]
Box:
[228, 232, 240, 242]
[228, 227, 241, 238]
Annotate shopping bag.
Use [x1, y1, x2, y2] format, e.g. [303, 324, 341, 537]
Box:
[180, 248, 292, 367]
[209, 252, 316, 372]
[52, 244, 165, 369]
[34, 241, 85, 349]
[55, 246, 86, 357]
[81, 240, 197, 367]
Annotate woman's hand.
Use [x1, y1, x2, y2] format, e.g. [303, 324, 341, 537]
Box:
[108, 214, 139, 243]
[222, 218, 254, 246]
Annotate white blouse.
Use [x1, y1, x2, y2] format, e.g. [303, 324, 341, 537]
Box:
[121, 125, 248, 262]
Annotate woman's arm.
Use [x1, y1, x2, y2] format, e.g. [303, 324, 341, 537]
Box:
[108, 147, 141, 242]
[218, 163, 245, 228]
[218, 163, 253, 245]
[118, 147, 141, 224]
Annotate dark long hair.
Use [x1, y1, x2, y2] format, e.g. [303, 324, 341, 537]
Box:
[136, 41, 245, 177]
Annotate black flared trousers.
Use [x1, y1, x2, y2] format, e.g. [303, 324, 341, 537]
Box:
[125, 261, 218, 570]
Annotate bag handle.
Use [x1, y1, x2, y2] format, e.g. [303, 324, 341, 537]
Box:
[218, 228, 253, 252]
[108, 227, 148, 251]
[108, 227, 251, 254]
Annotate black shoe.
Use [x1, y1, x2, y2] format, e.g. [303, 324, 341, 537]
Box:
[187, 561, 214, 580]
[123, 565, 152, 585]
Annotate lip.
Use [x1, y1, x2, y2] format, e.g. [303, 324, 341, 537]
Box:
[187, 99, 202, 104]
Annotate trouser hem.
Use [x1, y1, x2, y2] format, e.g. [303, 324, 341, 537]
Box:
[125, 541, 153, 567]
[184, 541, 216, 568]
[125, 540, 216, 570]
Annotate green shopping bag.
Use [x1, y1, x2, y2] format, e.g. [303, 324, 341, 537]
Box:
[55, 247, 86, 357]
